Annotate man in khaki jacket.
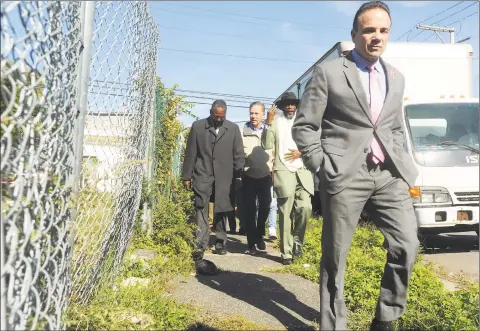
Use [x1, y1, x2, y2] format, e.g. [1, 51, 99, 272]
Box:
[262, 92, 314, 265]
[241, 102, 274, 255]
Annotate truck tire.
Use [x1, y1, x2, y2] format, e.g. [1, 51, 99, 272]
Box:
[417, 230, 426, 246]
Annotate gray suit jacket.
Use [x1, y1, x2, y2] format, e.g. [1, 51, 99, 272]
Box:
[292, 52, 418, 195]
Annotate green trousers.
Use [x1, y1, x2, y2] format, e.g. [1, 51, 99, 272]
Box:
[277, 177, 312, 260]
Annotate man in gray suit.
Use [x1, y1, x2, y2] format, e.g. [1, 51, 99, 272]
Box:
[292, 2, 419, 331]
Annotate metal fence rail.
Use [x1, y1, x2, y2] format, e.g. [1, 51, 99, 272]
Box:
[1, 0, 160, 329]
[1, 1, 82, 329]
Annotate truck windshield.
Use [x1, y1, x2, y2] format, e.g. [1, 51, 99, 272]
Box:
[405, 102, 479, 150]
[405, 102, 479, 167]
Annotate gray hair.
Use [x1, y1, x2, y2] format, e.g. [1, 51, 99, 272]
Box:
[249, 101, 265, 113]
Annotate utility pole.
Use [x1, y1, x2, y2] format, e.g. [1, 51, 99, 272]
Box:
[416, 24, 455, 43]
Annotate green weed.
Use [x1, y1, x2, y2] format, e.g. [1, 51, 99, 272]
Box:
[276, 218, 479, 331]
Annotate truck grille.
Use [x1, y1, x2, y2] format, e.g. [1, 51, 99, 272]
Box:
[454, 191, 479, 202]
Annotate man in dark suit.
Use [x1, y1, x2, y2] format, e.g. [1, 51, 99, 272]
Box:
[182, 100, 245, 275]
[292, 2, 419, 330]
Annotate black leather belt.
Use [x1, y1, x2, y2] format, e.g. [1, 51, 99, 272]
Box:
[366, 154, 389, 171]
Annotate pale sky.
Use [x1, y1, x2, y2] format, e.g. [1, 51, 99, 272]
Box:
[150, 1, 479, 125]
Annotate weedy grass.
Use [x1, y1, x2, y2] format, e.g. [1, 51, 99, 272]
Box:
[274, 217, 479, 331]
[64, 81, 267, 330]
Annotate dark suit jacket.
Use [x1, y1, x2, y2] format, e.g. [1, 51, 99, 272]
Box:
[182, 117, 244, 212]
[292, 52, 418, 194]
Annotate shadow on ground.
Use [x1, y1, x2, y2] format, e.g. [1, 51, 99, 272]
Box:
[208, 234, 283, 263]
[195, 270, 319, 330]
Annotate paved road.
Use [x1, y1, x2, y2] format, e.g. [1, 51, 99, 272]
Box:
[420, 231, 479, 281]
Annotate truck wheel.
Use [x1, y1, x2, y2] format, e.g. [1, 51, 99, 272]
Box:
[417, 230, 426, 245]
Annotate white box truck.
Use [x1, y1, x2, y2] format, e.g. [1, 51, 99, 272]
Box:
[279, 41, 479, 235]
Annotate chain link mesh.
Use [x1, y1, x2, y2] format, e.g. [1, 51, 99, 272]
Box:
[1, 1, 82, 329]
[1, 0, 159, 328]
[70, 1, 159, 303]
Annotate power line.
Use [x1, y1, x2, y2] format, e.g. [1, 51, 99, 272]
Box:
[159, 47, 313, 64]
[160, 1, 348, 31]
[150, 7, 341, 35]
[89, 80, 278, 101]
[432, 2, 477, 25]
[87, 91, 255, 109]
[396, 1, 465, 41]
[151, 7, 296, 31]
[187, 101, 250, 109]
[419, 11, 478, 42]
[443, 10, 478, 27]
[408, 2, 477, 41]
[158, 24, 320, 46]
[175, 89, 276, 101]
[178, 94, 265, 105]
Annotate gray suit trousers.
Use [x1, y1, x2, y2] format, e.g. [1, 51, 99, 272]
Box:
[319, 160, 419, 331]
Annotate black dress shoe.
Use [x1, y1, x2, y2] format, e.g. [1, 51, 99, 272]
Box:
[238, 228, 247, 235]
[282, 258, 293, 265]
[293, 243, 303, 258]
[192, 248, 205, 262]
[228, 230, 237, 235]
[214, 242, 227, 255]
[370, 318, 394, 331]
[257, 238, 266, 251]
[245, 246, 256, 255]
[195, 259, 218, 276]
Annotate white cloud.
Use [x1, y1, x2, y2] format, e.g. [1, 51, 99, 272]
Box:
[396, 1, 430, 8]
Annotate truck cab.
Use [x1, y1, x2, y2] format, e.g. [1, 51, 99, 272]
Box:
[276, 41, 479, 235]
[402, 97, 479, 235]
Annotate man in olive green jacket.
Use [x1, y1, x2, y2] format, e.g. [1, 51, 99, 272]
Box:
[262, 92, 314, 265]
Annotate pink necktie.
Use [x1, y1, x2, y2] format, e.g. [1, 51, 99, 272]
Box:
[367, 64, 385, 164]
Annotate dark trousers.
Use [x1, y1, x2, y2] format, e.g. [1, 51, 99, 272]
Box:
[227, 210, 236, 232]
[194, 184, 228, 254]
[312, 190, 322, 216]
[242, 175, 272, 248]
[236, 187, 246, 231]
[227, 183, 244, 232]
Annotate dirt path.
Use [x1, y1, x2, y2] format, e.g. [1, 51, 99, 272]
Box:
[167, 234, 320, 330]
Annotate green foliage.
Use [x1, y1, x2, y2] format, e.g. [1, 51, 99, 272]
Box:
[282, 218, 479, 331]
[64, 280, 198, 330]
[66, 79, 269, 330]
[154, 79, 197, 199]
[133, 78, 198, 275]
[64, 278, 269, 331]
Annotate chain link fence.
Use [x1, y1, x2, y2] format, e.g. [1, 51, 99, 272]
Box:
[70, 0, 159, 304]
[1, 1, 159, 329]
[1, 2, 82, 329]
